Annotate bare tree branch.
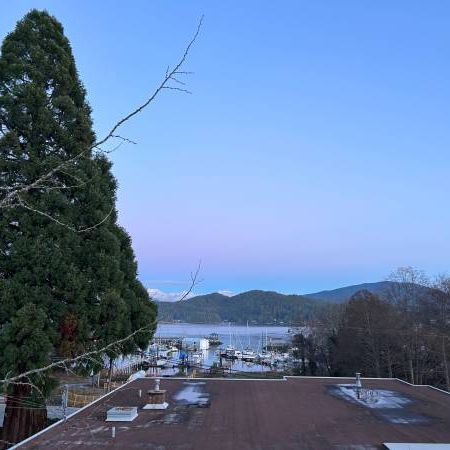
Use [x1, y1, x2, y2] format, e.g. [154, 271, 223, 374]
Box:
[162, 86, 192, 94]
[93, 15, 203, 150]
[17, 196, 115, 233]
[178, 260, 203, 301]
[0, 15, 204, 224]
[0, 322, 156, 386]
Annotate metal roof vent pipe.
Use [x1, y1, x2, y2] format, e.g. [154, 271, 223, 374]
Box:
[143, 378, 169, 410]
[355, 372, 362, 399]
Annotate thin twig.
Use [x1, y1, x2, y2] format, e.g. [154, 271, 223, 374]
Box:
[17, 196, 115, 233]
[0, 16, 204, 217]
[93, 15, 203, 150]
[178, 260, 203, 301]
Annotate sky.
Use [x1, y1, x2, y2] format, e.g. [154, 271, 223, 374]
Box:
[2, 1, 450, 297]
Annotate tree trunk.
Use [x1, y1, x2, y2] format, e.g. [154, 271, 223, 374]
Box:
[374, 351, 381, 378]
[1, 383, 47, 449]
[301, 341, 306, 375]
[442, 336, 450, 391]
[408, 355, 414, 384]
[386, 348, 393, 378]
[107, 357, 114, 391]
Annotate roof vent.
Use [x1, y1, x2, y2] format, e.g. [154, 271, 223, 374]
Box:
[143, 378, 169, 410]
[106, 406, 138, 422]
[355, 372, 362, 399]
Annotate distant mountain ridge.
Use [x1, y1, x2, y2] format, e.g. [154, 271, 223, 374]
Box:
[156, 290, 323, 325]
[154, 281, 437, 324]
[304, 281, 395, 303]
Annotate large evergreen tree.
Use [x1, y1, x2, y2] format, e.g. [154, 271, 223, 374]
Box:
[0, 10, 156, 446]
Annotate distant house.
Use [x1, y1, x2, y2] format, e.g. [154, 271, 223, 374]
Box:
[11, 376, 450, 449]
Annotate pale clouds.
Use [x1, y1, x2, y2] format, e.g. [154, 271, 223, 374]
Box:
[147, 288, 196, 302]
[218, 290, 235, 297]
[147, 288, 236, 302]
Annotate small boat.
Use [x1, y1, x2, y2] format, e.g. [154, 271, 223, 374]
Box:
[146, 357, 167, 368]
[160, 359, 177, 369]
[191, 352, 204, 364]
[148, 343, 176, 359]
[206, 333, 222, 346]
[241, 349, 257, 362]
[257, 352, 274, 366]
[224, 345, 235, 358]
[223, 346, 240, 359]
[222, 324, 242, 359]
[273, 353, 290, 365]
[241, 322, 256, 362]
[261, 358, 273, 366]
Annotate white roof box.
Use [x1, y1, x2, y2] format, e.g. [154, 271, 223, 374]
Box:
[384, 445, 450, 450]
[106, 407, 138, 422]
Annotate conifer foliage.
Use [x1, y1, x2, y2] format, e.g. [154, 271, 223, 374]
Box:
[0, 10, 156, 445]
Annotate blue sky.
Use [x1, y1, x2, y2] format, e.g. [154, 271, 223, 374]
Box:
[2, 1, 450, 295]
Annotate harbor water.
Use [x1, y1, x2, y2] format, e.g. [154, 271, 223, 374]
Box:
[154, 323, 291, 374]
[115, 323, 295, 376]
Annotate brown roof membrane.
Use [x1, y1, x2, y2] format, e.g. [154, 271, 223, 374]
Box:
[16, 377, 450, 450]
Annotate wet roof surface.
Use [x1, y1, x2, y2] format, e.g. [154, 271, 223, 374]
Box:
[18, 377, 450, 450]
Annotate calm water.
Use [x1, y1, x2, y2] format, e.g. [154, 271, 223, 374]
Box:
[156, 322, 290, 349]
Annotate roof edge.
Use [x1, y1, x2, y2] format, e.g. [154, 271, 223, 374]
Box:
[10, 375, 449, 448]
[10, 377, 136, 449]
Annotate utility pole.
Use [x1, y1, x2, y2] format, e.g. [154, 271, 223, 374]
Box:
[62, 384, 68, 422]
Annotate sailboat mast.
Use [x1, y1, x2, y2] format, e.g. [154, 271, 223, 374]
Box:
[265, 329, 268, 352]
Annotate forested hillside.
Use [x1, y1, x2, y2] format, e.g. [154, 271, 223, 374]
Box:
[305, 281, 434, 303]
[304, 281, 394, 303]
[156, 281, 439, 324]
[157, 290, 328, 324]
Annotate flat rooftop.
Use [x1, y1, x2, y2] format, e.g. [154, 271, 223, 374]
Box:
[16, 377, 450, 450]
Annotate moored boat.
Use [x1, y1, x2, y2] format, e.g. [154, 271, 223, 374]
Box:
[206, 332, 222, 346]
[223, 345, 241, 359]
[241, 348, 257, 362]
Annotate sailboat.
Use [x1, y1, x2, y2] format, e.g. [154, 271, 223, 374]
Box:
[222, 323, 240, 359]
[241, 349, 256, 362]
[257, 329, 273, 365]
[241, 321, 257, 362]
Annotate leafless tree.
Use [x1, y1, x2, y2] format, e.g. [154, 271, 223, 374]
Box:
[432, 274, 450, 390]
[385, 267, 430, 383]
[0, 16, 204, 233]
[178, 260, 203, 301]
